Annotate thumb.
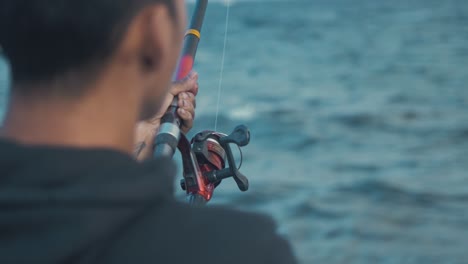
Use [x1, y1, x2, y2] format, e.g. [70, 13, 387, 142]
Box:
[170, 71, 199, 96]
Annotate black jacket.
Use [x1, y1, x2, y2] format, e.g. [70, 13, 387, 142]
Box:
[0, 140, 296, 264]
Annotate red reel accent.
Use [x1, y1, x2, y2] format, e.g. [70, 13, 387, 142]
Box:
[198, 153, 224, 201]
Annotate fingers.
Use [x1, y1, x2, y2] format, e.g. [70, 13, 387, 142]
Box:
[178, 108, 193, 134]
[170, 71, 199, 96]
[168, 70, 198, 134]
[181, 93, 195, 117]
[178, 92, 196, 134]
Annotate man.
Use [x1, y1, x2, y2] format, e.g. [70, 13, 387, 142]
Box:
[0, 0, 296, 263]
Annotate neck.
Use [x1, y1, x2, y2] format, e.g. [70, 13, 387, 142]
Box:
[1, 83, 139, 155]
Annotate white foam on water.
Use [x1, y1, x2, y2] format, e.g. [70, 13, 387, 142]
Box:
[228, 104, 256, 120]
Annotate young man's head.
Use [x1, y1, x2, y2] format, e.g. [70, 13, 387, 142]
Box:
[0, 0, 186, 120]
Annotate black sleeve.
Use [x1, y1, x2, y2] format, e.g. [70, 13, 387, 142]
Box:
[240, 212, 298, 264]
[265, 232, 297, 264]
[98, 200, 298, 264]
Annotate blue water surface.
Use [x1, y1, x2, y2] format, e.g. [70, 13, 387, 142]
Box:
[1, 0, 468, 263]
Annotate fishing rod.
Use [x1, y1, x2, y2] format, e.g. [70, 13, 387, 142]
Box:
[153, 0, 251, 206]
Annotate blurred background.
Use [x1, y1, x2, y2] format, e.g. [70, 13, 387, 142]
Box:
[1, 0, 468, 263]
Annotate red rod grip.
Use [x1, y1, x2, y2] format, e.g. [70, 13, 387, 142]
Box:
[176, 55, 194, 81]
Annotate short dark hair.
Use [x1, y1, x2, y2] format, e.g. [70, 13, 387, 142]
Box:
[0, 0, 175, 95]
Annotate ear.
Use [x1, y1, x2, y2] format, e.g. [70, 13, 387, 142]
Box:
[141, 4, 175, 73]
[115, 4, 175, 74]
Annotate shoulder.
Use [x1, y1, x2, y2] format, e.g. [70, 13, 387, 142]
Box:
[100, 200, 297, 264]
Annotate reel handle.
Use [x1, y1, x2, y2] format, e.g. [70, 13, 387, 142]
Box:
[203, 167, 248, 192]
[220, 125, 250, 147]
[219, 125, 250, 192]
[232, 170, 249, 192]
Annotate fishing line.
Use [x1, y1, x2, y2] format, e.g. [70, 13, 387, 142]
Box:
[214, 0, 231, 131]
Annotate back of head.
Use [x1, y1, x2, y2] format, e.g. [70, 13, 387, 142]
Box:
[0, 0, 174, 97]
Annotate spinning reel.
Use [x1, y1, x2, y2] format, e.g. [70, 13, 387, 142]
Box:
[150, 0, 250, 205]
[177, 125, 251, 203]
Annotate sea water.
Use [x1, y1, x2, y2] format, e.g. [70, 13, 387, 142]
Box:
[1, 0, 468, 263]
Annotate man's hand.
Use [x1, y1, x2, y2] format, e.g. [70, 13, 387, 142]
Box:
[134, 71, 198, 161]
